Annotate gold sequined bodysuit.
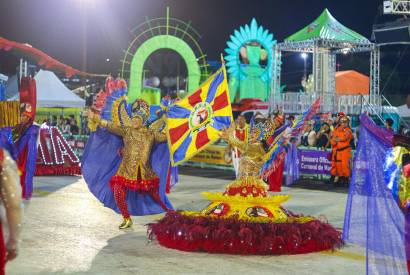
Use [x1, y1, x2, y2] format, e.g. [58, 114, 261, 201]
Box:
[104, 121, 167, 181]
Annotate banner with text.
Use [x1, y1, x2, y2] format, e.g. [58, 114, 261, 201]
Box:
[297, 149, 331, 175]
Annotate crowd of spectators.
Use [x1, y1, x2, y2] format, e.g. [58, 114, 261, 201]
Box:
[299, 116, 350, 150]
[41, 115, 84, 136]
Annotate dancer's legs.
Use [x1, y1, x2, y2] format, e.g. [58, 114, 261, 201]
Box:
[112, 183, 130, 219]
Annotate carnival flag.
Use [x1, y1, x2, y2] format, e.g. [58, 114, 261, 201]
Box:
[166, 66, 232, 165]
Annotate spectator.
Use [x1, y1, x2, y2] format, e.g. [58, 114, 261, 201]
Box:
[58, 116, 65, 130]
[316, 122, 331, 150]
[307, 121, 317, 147]
[301, 124, 310, 146]
[327, 118, 335, 131]
[385, 118, 394, 133]
[50, 115, 58, 127]
[70, 120, 79, 135]
[301, 121, 316, 147]
[62, 118, 71, 135]
[301, 127, 309, 146]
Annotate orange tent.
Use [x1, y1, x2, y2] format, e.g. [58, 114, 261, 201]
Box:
[335, 70, 369, 95]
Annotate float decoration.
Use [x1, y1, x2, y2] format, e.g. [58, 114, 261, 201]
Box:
[148, 178, 342, 255]
[121, 7, 209, 103]
[36, 126, 81, 176]
[225, 18, 276, 102]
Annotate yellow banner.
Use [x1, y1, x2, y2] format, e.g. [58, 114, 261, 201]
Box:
[189, 144, 232, 166]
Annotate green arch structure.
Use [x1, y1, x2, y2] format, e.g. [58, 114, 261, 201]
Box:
[128, 35, 201, 102]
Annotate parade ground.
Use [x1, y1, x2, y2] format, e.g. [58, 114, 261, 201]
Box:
[8, 168, 365, 275]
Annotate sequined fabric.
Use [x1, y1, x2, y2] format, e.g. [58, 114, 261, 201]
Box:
[227, 135, 265, 178]
[104, 121, 166, 182]
[112, 183, 130, 218]
[0, 149, 23, 265]
[109, 176, 159, 192]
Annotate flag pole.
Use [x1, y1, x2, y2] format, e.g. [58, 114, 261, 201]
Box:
[220, 53, 225, 67]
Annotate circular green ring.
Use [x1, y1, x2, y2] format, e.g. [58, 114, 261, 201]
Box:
[128, 35, 201, 102]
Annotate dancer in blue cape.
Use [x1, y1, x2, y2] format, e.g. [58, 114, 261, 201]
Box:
[82, 77, 177, 229]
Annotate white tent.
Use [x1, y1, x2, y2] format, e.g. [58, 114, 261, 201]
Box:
[34, 70, 85, 108]
[397, 104, 410, 118]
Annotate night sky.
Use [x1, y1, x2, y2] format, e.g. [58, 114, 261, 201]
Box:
[0, 0, 408, 95]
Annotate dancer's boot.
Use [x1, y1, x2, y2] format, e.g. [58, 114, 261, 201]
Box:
[119, 217, 133, 229]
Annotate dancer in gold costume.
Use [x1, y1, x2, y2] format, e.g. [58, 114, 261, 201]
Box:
[83, 78, 175, 229]
[149, 103, 343, 255]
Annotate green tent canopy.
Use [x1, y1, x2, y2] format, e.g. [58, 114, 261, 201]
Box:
[285, 9, 370, 43]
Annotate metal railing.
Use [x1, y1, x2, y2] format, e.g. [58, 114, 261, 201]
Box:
[272, 92, 384, 115]
[271, 91, 410, 132]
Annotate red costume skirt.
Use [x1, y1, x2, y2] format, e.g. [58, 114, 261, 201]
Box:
[109, 175, 159, 192]
[108, 175, 167, 218]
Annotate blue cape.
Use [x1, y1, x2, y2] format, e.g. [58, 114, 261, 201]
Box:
[81, 127, 175, 216]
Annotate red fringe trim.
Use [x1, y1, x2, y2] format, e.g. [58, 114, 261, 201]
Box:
[110, 175, 159, 192]
[35, 164, 81, 176]
[148, 212, 343, 255]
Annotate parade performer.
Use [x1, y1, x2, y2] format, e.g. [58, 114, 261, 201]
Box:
[343, 114, 410, 274]
[0, 147, 23, 275]
[82, 78, 176, 229]
[13, 104, 40, 199]
[330, 114, 353, 186]
[0, 76, 39, 200]
[385, 134, 410, 274]
[148, 100, 343, 255]
[265, 113, 286, 192]
[228, 115, 249, 177]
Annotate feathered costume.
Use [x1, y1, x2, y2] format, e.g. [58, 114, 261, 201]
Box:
[148, 99, 343, 255]
[82, 78, 177, 226]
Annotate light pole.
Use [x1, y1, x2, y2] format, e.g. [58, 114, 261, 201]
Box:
[142, 69, 149, 87]
[301, 52, 308, 80]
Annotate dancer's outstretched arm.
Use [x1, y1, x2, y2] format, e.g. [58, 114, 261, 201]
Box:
[220, 123, 247, 152]
[88, 111, 125, 137]
[100, 120, 126, 137]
